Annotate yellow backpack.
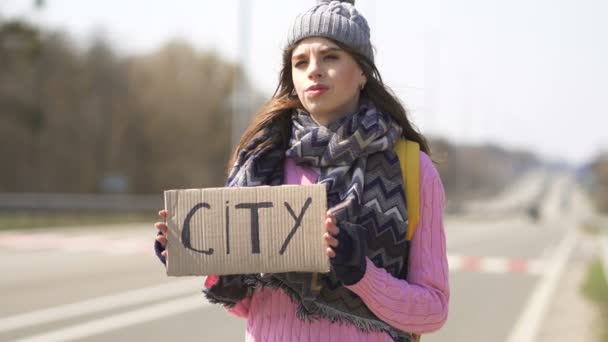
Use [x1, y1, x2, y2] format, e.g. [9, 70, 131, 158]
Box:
[394, 139, 421, 342]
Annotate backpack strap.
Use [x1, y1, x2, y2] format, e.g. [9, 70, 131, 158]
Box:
[394, 138, 422, 342]
[394, 139, 420, 241]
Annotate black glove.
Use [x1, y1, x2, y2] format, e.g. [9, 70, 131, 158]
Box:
[154, 231, 167, 266]
[330, 222, 369, 286]
[203, 275, 252, 307]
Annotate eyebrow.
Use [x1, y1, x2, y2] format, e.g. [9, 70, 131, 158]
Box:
[291, 46, 342, 61]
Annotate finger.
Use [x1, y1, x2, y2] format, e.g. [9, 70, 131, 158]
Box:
[155, 222, 168, 235]
[161, 250, 168, 257]
[326, 247, 336, 258]
[159, 210, 167, 220]
[323, 233, 339, 247]
[325, 218, 340, 236]
[155, 235, 167, 247]
[326, 211, 337, 225]
[155, 222, 168, 234]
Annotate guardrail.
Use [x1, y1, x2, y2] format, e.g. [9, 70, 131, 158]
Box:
[0, 193, 162, 212]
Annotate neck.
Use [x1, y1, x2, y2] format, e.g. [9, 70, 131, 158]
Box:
[310, 95, 360, 126]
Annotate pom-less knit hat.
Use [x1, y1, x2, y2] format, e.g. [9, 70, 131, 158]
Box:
[286, 0, 374, 63]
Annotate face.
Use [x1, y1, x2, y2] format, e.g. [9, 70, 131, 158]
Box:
[291, 37, 367, 126]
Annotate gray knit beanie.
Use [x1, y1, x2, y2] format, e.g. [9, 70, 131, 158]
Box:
[286, 0, 374, 63]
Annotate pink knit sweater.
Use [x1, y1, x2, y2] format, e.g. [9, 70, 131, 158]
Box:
[205, 152, 449, 341]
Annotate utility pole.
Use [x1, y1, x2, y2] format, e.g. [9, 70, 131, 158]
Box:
[32, 0, 45, 191]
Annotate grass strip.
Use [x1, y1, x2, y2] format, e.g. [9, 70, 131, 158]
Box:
[581, 259, 608, 342]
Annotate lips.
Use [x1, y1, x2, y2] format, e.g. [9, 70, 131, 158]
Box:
[305, 84, 329, 97]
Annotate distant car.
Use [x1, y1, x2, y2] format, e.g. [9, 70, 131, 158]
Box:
[526, 205, 540, 221]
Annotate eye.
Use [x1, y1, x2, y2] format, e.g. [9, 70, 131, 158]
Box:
[294, 60, 308, 68]
[324, 54, 339, 61]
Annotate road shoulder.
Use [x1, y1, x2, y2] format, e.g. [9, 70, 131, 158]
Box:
[536, 232, 600, 342]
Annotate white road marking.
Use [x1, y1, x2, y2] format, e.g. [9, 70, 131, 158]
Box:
[505, 229, 578, 342]
[12, 295, 205, 342]
[0, 278, 204, 333]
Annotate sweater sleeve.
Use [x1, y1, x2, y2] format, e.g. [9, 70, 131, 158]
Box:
[225, 296, 251, 318]
[345, 152, 450, 334]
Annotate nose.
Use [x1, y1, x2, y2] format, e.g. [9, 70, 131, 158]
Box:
[307, 58, 323, 80]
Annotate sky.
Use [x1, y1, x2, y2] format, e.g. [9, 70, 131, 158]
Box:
[3, 0, 607, 166]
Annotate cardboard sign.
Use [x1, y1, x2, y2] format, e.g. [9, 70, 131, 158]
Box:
[164, 184, 329, 276]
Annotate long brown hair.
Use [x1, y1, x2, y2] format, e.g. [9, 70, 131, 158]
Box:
[226, 39, 430, 174]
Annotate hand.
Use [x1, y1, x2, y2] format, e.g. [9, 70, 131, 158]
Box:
[323, 212, 340, 258]
[154, 209, 168, 265]
[323, 211, 368, 286]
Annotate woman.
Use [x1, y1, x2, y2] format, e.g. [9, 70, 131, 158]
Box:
[154, 1, 449, 341]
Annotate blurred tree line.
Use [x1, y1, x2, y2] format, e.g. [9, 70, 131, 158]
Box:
[1, 18, 245, 194]
[1, 17, 543, 200]
[585, 153, 608, 213]
[430, 138, 542, 204]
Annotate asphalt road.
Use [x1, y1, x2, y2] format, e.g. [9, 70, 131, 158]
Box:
[0, 172, 590, 342]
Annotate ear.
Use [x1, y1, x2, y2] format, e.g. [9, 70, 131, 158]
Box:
[360, 72, 367, 88]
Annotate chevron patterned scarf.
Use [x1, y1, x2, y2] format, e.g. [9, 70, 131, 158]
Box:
[205, 101, 413, 341]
